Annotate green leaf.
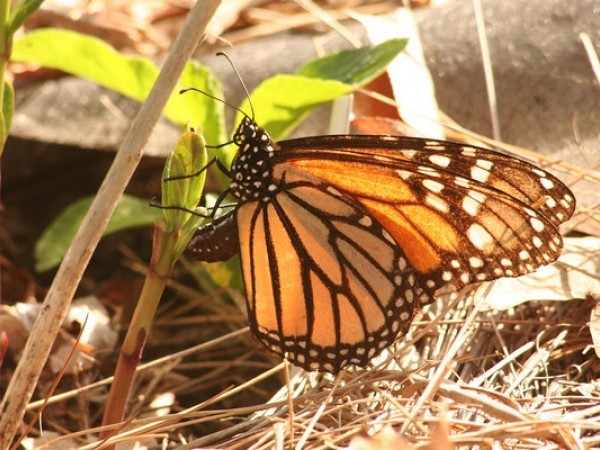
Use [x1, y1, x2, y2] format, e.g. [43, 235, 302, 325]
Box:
[7, 0, 44, 35]
[165, 62, 227, 144]
[161, 129, 207, 230]
[239, 75, 353, 142]
[35, 195, 163, 272]
[13, 29, 158, 104]
[235, 40, 408, 142]
[299, 38, 408, 85]
[11, 29, 225, 131]
[0, 80, 13, 156]
[2, 80, 14, 141]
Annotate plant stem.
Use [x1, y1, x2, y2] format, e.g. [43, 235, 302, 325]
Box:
[0, 0, 10, 156]
[100, 225, 175, 442]
[0, 0, 10, 102]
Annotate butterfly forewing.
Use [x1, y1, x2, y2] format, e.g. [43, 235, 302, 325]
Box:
[275, 155, 566, 300]
[278, 136, 575, 227]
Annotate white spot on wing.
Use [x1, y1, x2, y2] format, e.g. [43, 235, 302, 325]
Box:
[425, 193, 450, 213]
[460, 146, 478, 157]
[462, 196, 480, 216]
[454, 177, 471, 189]
[471, 166, 490, 183]
[532, 168, 545, 177]
[418, 166, 442, 178]
[530, 217, 545, 232]
[540, 177, 555, 190]
[359, 216, 373, 227]
[467, 223, 494, 251]
[429, 155, 451, 167]
[469, 256, 483, 268]
[422, 179, 445, 193]
[396, 170, 413, 180]
[476, 159, 494, 170]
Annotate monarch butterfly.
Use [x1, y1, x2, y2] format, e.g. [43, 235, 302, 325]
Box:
[184, 110, 575, 373]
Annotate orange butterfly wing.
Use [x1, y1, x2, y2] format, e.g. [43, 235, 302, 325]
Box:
[188, 119, 575, 372]
[237, 182, 417, 372]
[275, 136, 574, 300]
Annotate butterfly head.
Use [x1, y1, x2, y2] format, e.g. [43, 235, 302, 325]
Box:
[229, 117, 279, 201]
[233, 116, 258, 145]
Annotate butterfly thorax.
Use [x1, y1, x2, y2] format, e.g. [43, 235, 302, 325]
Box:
[229, 117, 278, 202]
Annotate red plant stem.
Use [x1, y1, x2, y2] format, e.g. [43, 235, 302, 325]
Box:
[99, 329, 148, 439]
[99, 226, 174, 446]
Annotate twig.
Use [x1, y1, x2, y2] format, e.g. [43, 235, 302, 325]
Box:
[579, 32, 600, 88]
[472, 0, 501, 141]
[0, 1, 221, 447]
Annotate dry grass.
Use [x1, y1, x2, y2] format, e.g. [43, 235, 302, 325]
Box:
[33, 225, 600, 449]
[176, 288, 599, 449]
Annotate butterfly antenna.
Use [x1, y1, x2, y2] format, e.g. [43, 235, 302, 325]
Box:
[216, 52, 255, 120]
[179, 87, 249, 120]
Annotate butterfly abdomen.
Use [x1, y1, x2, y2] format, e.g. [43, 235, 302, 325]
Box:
[185, 213, 239, 262]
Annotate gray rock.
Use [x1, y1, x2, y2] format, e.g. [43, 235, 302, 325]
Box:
[419, 0, 600, 166]
[12, 77, 180, 156]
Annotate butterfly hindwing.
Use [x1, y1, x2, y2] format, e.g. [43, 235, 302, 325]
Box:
[237, 181, 417, 372]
